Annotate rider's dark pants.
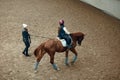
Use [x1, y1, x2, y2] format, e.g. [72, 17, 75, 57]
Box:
[62, 34, 71, 45]
[23, 39, 30, 55]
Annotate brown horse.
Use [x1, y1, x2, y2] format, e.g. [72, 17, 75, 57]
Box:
[34, 32, 84, 71]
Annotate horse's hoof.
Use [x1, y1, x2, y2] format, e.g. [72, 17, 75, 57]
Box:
[57, 68, 60, 71]
[34, 70, 38, 73]
[65, 63, 70, 67]
[71, 61, 74, 65]
[54, 67, 60, 71]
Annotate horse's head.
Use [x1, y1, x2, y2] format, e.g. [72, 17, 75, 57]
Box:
[71, 32, 85, 46]
[77, 34, 84, 45]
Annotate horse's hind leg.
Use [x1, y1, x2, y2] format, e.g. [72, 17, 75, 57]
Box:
[49, 52, 60, 70]
[70, 48, 78, 64]
[34, 51, 45, 71]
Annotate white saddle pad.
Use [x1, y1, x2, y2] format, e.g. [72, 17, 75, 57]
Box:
[57, 37, 67, 47]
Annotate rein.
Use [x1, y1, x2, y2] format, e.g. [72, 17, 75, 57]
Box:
[31, 34, 52, 39]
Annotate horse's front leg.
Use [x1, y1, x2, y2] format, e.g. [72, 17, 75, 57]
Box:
[70, 48, 78, 65]
[49, 52, 60, 71]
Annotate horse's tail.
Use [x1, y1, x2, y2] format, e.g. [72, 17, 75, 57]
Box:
[34, 42, 45, 57]
[34, 48, 38, 57]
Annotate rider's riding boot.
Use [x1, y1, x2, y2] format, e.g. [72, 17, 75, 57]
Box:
[67, 45, 72, 49]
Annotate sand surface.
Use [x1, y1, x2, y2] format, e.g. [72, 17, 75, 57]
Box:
[0, 0, 120, 80]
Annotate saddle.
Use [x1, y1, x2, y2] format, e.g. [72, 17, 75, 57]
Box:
[57, 37, 72, 47]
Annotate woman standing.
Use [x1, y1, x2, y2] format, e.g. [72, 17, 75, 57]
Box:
[22, 24, 31, 56]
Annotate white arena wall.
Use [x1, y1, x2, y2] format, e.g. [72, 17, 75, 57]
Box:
[80, 0, 120, 20]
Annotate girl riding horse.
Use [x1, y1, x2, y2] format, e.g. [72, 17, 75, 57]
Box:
[58, 20, 72, 48]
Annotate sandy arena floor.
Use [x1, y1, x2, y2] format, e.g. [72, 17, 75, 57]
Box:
[0, 0, 120, 80]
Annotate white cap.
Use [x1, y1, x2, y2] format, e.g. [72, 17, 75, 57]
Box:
[23, 24, 27, 28]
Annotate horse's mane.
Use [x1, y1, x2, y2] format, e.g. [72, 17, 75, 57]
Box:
[70, 32, 84, 45]
[70, 32, 84, 37]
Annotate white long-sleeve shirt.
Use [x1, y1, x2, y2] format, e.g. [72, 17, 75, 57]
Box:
[63, 27, 70, 34]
